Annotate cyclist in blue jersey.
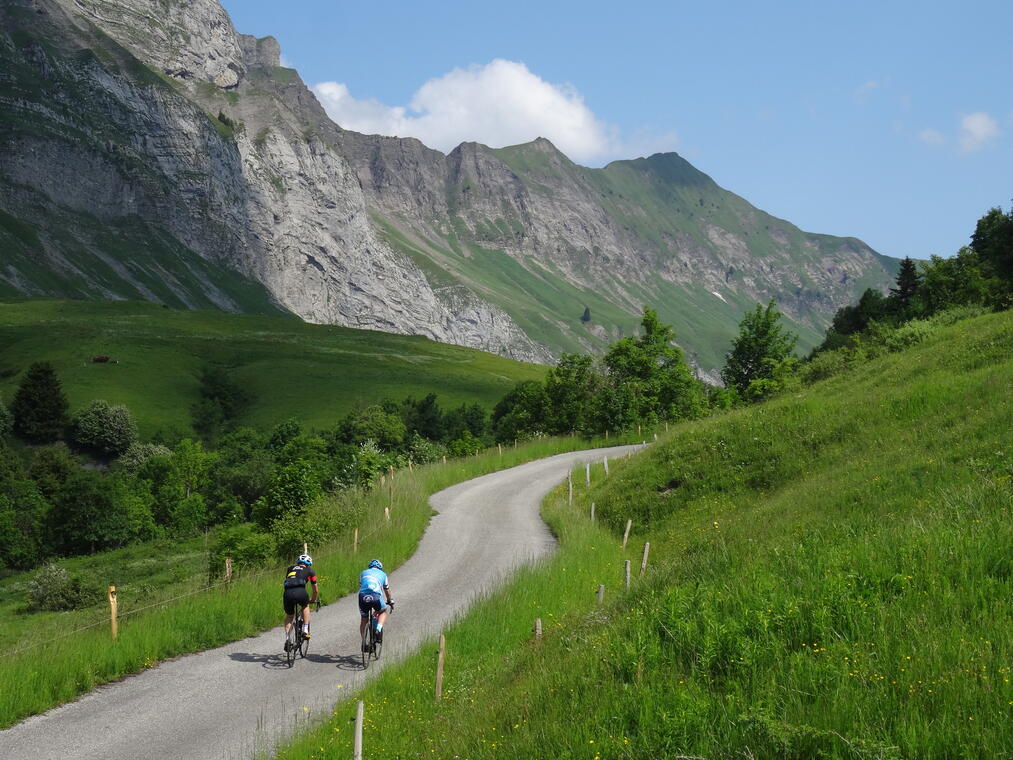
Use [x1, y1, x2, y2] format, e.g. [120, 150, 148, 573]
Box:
[358, 558, 394, 649]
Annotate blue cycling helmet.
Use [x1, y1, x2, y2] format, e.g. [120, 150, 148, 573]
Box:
[298, 554, 313, 566]
[368, 558, 383, 570]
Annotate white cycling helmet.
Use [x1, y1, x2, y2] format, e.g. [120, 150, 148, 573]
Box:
[298, 554, 313, 566]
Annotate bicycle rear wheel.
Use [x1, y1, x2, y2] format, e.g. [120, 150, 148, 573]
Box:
[286, 626, 297, 668]
[361, 612, 374, 669]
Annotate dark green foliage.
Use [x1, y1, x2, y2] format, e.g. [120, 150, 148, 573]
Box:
[267, 418, 301, 452]
[0, 480, 49, 569]
[70, 399, 138, 456]
[603, 307, 705, 424]
[721, 301, 798, 396]
[10, 362, 69, 443]
[27, 563, 103, 611]
[48, 470, 131, 554]
[492, 381, 548, 442]
[191, 366, 253, 440]
[0, 395, 11, 437]
[970, 204, 1013, 285]
[914, 247, 993, 314]
[543, 353, 597, 434]
[252, 460, 322, 528]
[401, 394, 445, 442]
[888, 256, 921, 317]
[28, 444, 78, 500]
[209, 523, 275, 572]
[442, 403, 489, 443]
[335, 405, 407, 450]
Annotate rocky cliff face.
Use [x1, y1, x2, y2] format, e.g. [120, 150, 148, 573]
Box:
[1, 0, 895, 374]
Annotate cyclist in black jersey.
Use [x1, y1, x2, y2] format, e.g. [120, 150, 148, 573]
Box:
[283, 554, 318, 646]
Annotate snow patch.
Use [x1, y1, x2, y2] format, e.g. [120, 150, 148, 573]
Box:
[711, 291, 728, 304]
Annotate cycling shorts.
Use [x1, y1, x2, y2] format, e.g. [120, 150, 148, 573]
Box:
[283, 587, 310, 615]
[358, 591, 387, 618]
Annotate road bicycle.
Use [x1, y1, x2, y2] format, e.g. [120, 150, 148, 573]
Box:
[284, 599, 321, 667]
[361, 601, 392, 669]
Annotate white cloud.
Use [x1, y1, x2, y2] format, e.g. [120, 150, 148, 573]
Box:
[918, 128, 946, 147]
[312, 59, 677, 164]
[957, 112, 1000, 153]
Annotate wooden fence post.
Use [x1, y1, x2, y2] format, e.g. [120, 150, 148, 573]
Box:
[625, 560, 631, 590]
[534, 618, 542, 640]
[353, 527, 359, 553]
[408, 459, 413, 471]
[567, 471, 573, 505]
[637, 423, 641, 436]
[665, 421, 669, 432]
[384, 507, 390, 521]
[590, 502, 595, 522]
[603, 456, 609, 476]
[498, 443, 502, 456]
[303, 542, 308, 556]
[605, 429, 609, 440]
[224, 557, 233, 586]
[640, 542, 650, 575]
[435, 634, 446, 701]
[442, 455, 447, 465]
[108, 585, 118, 640]
[622, 519, 632, 549]
[654, 432, 658, 441]
[597, 584, 605, 604]
[353, 700, 364, 760]
[585, 462, 590, 487]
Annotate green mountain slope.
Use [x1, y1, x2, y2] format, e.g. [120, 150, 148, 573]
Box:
[362, 138, 897, 373]
[279, 309, 1012, 759]
[0, 300, 546, 436]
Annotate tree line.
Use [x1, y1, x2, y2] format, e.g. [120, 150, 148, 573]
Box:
[0, 364, 494, 571]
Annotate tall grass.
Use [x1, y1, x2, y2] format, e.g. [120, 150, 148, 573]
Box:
[0, 433, 640, 728]
[277, 309, 1012, 759]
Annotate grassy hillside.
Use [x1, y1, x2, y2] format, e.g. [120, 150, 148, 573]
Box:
[279, 309, 1011, 759]
[0, 300, 547, 437]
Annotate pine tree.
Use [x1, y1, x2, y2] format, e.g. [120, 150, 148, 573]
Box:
[11, 362, 69, 443]
[888, 257, 921, 315]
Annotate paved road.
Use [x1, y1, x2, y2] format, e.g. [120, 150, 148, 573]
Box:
[0, 445, 640, 760]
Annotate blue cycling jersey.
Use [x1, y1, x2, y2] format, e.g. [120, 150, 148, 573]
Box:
[359, 568, 388, 595]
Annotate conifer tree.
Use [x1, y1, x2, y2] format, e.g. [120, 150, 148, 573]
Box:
[889, 257, 922, 316]
[11, 362, 69, 443]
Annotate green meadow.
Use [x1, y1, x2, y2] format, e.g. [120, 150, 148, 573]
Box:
[0, 300, 546, 437]
[277, 309, 1011, 759]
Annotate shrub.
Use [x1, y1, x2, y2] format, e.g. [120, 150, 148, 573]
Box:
[209, 523, 276, 574]
[116, 442, 172, 472]
[407, 433, 447, 465]
[28, 563, 103, 611]
[70, 399, 138, 456]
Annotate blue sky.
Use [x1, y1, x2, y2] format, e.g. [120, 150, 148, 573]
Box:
[221, 0, 1011, 261]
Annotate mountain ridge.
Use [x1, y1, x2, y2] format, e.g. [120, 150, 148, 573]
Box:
[0, 0, 898, 375]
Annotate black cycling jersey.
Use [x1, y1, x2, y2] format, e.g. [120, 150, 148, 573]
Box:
[283, 564, 317, 589]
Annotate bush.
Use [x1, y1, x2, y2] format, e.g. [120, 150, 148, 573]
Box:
[28, 563, 103, 611]
[209, 523, 276, 574]
[70, 399, 138, 456]
[116, 442, 172, 472]
[407, 433, 447, 465]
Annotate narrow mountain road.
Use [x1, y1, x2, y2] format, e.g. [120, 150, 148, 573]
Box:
[0, 445, 641, 760]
